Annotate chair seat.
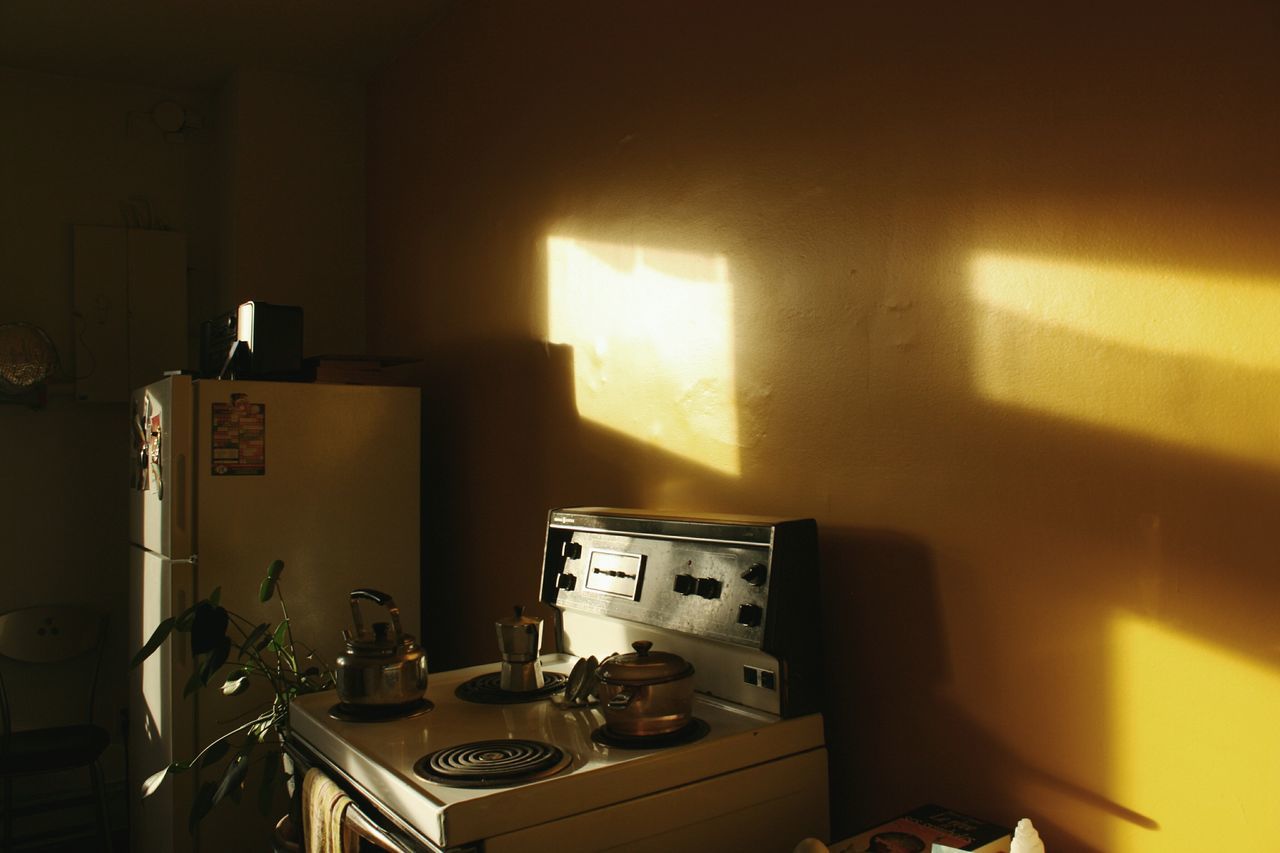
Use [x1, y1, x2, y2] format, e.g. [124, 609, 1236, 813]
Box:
[0, 724, 110, 775]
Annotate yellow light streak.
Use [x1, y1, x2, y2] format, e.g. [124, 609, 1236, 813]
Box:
[969, 252, 1280, 464]
[1109, 613, 1280, 849]
[546, 235, 740, 475]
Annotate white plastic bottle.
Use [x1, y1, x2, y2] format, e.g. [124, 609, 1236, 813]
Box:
[1010, 818, 1044, 853]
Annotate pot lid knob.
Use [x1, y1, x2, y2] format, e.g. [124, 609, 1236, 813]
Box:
[598, 640, 694, 684]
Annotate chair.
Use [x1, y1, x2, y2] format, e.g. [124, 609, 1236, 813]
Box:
[0, 605, 112, 852]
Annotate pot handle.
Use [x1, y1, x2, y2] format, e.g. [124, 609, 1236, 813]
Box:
[349, 588, 403, 638]
[606, 687, 635, 711]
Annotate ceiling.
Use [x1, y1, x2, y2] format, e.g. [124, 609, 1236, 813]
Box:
[0, 0, 446, 91]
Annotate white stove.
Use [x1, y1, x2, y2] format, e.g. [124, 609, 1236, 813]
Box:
[289, 508, 830, 852]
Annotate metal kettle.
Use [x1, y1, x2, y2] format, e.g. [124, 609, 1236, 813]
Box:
[335, 588, 427, 707]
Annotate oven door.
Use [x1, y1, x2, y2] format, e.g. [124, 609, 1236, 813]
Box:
[286, 739, 474, 853]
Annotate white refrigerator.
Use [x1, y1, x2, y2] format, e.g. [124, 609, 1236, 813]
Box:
[127, 376, 421, 853]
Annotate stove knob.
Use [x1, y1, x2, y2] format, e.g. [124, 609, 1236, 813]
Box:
[562, 541, 583, 560]
[673, 574, 696, 595]
[695, 577, 722, 599]
[741, 563, 768, 586]
[557, 573, 577, 591]
[737, 603, 763, 627]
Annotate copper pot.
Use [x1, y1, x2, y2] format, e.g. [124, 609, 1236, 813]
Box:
[595, 641, 695, 736]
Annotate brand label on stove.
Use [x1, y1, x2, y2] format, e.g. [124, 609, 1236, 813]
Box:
[584, 550, 645, 600]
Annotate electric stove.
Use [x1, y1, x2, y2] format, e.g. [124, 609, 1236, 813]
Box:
[289, 508, 829, 852]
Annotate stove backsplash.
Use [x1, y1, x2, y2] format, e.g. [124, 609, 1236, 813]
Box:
[540, 507, 823, 717]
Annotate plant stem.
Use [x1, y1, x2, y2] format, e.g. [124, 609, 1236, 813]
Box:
[188, 710, 275, 766]
[276, 584, 300, 677]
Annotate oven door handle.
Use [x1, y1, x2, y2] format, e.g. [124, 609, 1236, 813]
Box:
[344, 801, 416, 853]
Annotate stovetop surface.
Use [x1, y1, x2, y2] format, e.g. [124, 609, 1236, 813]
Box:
[290, 654, 825, 849]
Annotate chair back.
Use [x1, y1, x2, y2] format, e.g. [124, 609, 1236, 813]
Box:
[0, 606, 105, 664]
[0, 606, 107, 734]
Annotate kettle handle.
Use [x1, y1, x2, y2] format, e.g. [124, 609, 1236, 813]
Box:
[349, 588, 403, 638]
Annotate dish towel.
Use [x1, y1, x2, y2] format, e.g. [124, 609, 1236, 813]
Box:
[303, 766, 352, 853]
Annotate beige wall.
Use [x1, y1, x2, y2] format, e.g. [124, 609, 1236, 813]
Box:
[216, 69, 367, 356]
[367, 3, 1280, 850]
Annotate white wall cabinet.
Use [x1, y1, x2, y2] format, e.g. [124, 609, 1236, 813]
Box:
[72, 225, 186, 402]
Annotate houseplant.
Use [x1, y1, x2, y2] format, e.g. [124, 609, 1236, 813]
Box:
[131, 559, 335, 844]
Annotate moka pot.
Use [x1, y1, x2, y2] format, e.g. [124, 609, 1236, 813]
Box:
[495, 605, 544, 692]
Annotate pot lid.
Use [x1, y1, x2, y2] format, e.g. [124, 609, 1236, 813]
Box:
[597, 641, 694, 684]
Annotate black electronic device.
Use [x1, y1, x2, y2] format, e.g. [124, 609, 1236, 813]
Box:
[200, 301, 303, 379]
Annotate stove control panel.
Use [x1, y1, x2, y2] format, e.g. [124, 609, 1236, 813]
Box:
[550, 536, 768, 647]
[541, 508, 822, 717]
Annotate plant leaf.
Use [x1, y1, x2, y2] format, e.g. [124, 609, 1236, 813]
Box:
[189, 781, 217, 834]
[197, 739, 231, 770]
[190, 603, 229, 655]
[141, 764, 174, 798]
[199, 635, 232, 685]
[270, 619, 289, 650]
[131, 617, 175, 669]
[213, 742, 255, 806]
[221, 669, 250, 697]
[183, 666, 204, 698]
[239, 623, 269, 658]
[208, 585, 222, 607]
[258, 560, 284, 602]
[175, 602, 198, 631]
[144, 760, 193, 800]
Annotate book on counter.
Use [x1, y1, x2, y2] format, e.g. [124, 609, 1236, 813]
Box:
[842, 803, 1012, 853]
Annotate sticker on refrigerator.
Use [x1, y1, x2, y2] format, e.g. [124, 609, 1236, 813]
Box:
[211, 393, 266, 476]
[148, 411, 163, 496]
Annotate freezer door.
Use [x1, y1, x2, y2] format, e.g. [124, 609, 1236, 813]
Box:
[129, 546, 196, 853]
[129, 375, 194, 558]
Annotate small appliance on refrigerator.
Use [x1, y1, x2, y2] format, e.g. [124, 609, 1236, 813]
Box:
[127, 375, 421, 853]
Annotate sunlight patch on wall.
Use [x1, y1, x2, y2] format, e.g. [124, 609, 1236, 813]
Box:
[1108, 614, 1280, 849]
[546, 235, 739, 476]
[969, 252, 1280, 465]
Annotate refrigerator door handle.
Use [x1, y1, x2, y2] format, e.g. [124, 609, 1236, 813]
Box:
[175, 452, 187, 532]
[174, 583, 189, 666]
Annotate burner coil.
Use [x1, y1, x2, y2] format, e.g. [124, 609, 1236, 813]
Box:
[454, 671, 567, 704]
[414, 739, 570, 788]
